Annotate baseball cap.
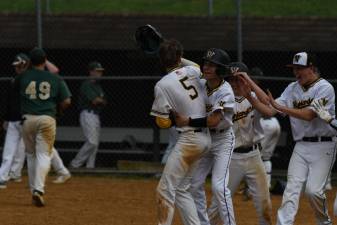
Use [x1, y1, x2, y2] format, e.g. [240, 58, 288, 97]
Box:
[88, 61, 104, 71]
[12, 53, 30, 66]
[229, 62, 250, 74]
[29, 47, 46, 66]
[286, 52, 317, 68]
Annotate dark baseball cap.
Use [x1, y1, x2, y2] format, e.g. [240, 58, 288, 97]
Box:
[229, 62, 250, 74]
[29, 47, 46, 65]
[88, 61, 104, 71]
[286, 52, 317, 68]
[12, 53, 30, 66]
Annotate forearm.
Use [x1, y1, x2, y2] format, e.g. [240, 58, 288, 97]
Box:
[278, 106, 316, 121]
[45, 60, 59, 74]
[245, 77, 269, 105]
[246, 95, 274, 117]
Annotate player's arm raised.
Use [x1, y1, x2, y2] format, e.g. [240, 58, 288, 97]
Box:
[267, 90, 316, 121]
[236, 75, 274, 117]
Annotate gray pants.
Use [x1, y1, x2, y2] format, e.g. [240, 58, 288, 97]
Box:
[71, 110, 100, 168]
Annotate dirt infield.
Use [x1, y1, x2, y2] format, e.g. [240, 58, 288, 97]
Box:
[0, 175, 336, 225]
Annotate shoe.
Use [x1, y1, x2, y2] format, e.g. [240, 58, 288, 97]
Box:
[52, 174, 71, 184]
[32, 190, 45, 207]
[0, 181, 7, 189]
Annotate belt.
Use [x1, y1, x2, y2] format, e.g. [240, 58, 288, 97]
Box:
[178, 129, 202, 134]
[302, 136, 332, 142]
[210, 129, 225, 134]
[234, 143, 261, 153]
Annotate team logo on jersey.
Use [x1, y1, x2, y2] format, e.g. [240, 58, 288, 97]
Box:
[232, 106, 253, 122]
[293, 98, 313, 109]
[321, 97, 328, 106]
[219, 101, 226, 107]
[206, 104, 212, 113]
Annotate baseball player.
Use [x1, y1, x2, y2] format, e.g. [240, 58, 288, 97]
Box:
[268, 52, 336, 225]
[260, 116, 281, 188]
[15, 47, 72, 206]
[206, 62, 273, 225]
[70, 61, 106, 169]
[0, 53, 71, 189]
[151, 39, 211, 225]
[174, 48, 237, 225]
[311, 99, 337, 216]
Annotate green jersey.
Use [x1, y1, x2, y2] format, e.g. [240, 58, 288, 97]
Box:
[15, 68, 72, 117]
[79, 80, 105, 113]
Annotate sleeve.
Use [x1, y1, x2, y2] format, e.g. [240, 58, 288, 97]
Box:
[311, 82, 335, 116]
[58, 79, 72, 102]
[275, 84, 292, 107]
[150, 85, 171, 118]
[212, 90, 235, 114]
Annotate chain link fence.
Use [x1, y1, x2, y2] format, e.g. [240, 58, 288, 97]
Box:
[0, 12, 336, 175]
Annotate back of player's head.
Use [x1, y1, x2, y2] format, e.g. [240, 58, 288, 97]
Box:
[159, 39, 183, 70]
[29, 47, 46, 66]
[202, 48, 231, 77]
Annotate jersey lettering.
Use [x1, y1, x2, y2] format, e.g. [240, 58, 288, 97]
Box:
[25, 81, 51, 100]
[292, 98, 313, 109]
[233, 106, 253, 122]
[179, 76, 198, 100]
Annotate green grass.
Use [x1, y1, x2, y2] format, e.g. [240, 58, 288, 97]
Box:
[1, 0, 337, 17]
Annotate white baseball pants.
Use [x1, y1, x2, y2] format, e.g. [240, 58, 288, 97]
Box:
[191, 129, 236, 225]
[276, 141, 336, 225]
[156, 129, 211, 225]
[71, 110, 100, 168]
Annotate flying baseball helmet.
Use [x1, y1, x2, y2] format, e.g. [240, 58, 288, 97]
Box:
[202, 48, 231, 77]
[134, 24, 164, 55]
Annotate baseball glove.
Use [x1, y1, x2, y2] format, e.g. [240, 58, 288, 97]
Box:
[134, 24, 164, 55]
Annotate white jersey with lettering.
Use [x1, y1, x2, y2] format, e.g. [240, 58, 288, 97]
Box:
[151, 65, 211, 225]
[232, 92, 264, 151]
[191, 79, 236, 225]
[275, 78, 337, 225]
[208, 92, 272, 225]
[276, 78, 336, 141]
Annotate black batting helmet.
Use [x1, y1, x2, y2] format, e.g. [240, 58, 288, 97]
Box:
[202, 48, 231, 77]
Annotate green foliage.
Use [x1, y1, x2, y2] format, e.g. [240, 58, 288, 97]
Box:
[0, 0, 336, 17]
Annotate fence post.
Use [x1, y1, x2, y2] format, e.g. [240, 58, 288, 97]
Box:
[35, 0, 43, 48]
[236, 0, 242, 62]
[208, 0, 213, 17]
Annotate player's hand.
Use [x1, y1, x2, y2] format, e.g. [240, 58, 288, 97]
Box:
[235, 75, 251, 98]
[311, 99, 333, 123]
[267, 90, 284, 112]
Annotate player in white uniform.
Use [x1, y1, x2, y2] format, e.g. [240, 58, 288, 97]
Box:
[268, 52, 336, 225]
[150, 39, 211, 225]
[311, 99, 337, 216]
[207, 62, 273, 225]
[175, 48, 237, 225]
[260, 116, 281, 188]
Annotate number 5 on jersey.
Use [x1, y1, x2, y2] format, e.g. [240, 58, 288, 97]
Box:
[179, 76, 198, 100]
[25, 81, 51, 100]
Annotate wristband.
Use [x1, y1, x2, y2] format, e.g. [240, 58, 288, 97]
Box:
[188, 117, 207, 127]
